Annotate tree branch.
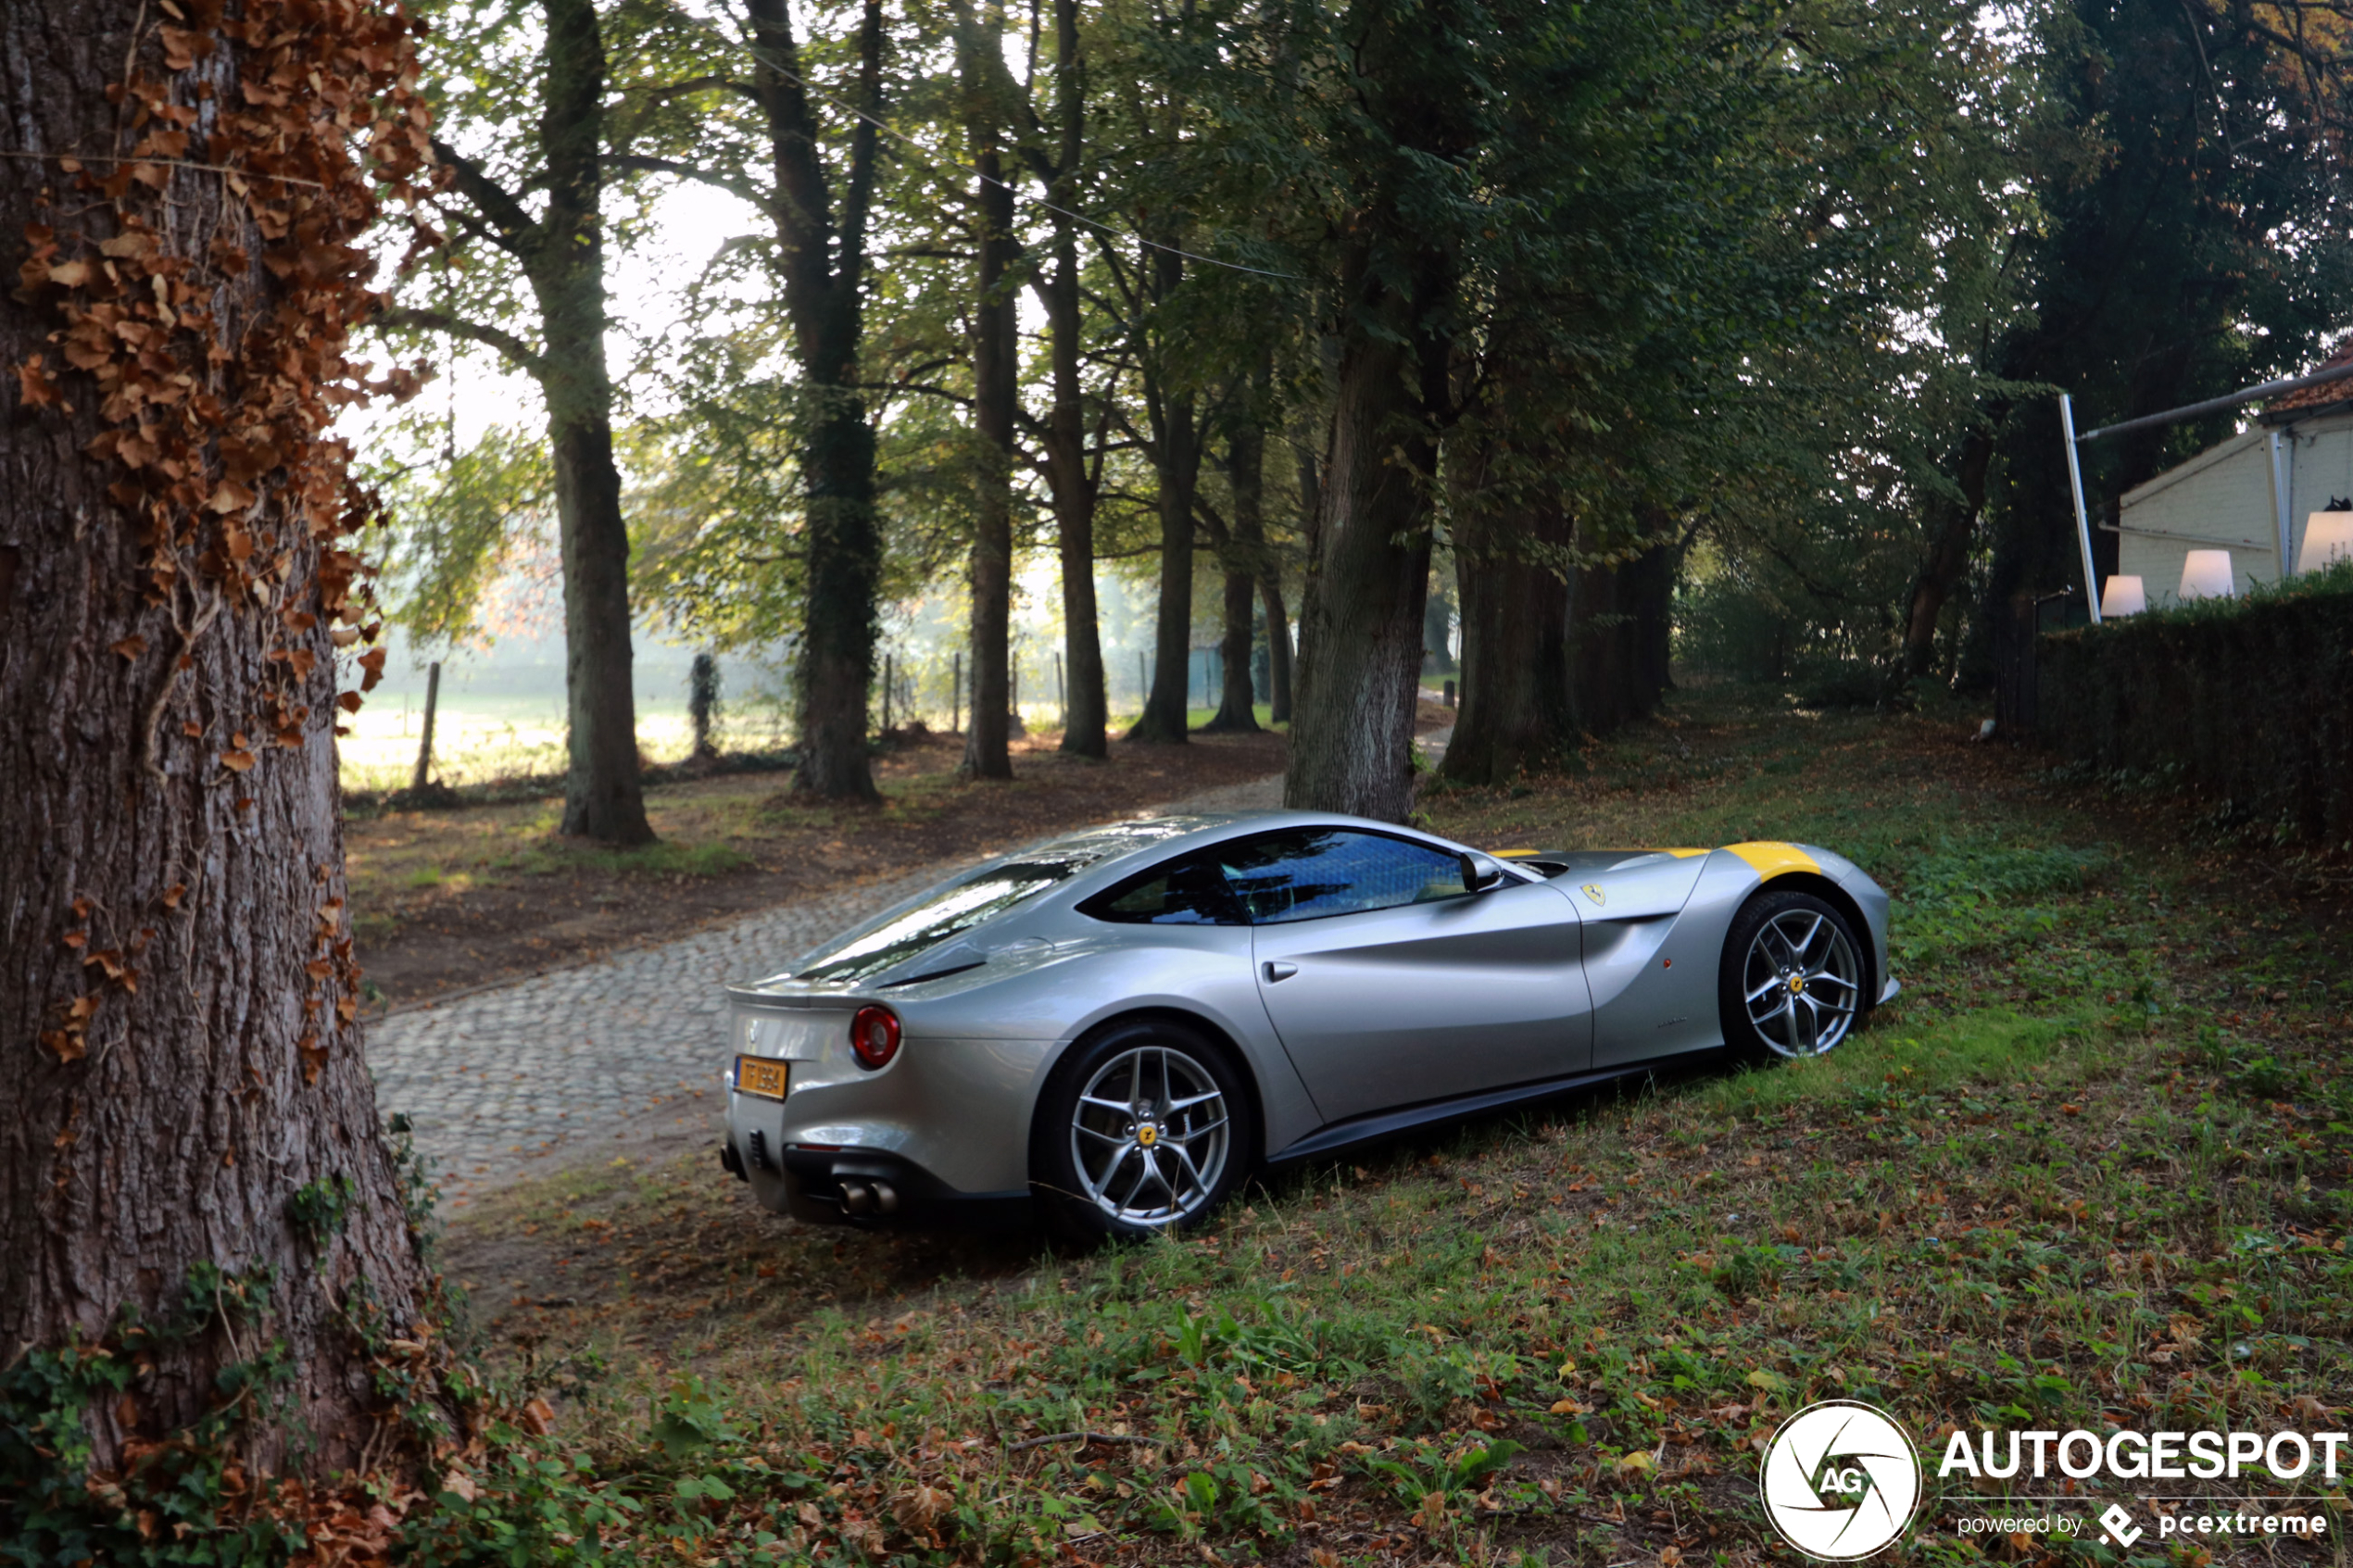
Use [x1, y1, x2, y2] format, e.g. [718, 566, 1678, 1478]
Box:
[608, 153, 774, 217]
[430, 137, 539, 248]
[377, 307, 550, 380]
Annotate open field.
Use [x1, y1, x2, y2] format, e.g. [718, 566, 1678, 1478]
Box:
[415, 686, 2353, 1567]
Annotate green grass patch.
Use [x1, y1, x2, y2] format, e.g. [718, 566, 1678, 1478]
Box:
[409, 684, 2353, 1567]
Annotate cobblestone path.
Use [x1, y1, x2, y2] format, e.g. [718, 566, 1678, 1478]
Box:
[367, 867, 953, 1199]
[367, 772, 1288, 1198]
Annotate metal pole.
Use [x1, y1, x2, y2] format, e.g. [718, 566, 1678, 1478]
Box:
[951, 651, 962, 734]
[2268, 429, 2296, 581]
[2058, 394, 2103, 626]
[2076, 357, 2353, 444]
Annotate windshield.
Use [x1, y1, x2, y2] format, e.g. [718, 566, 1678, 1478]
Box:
[789, 819, 1202, 985]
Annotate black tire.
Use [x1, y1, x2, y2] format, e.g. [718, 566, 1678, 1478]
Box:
[1031, 1017, 1254, 1247]
[1719, 889, 1869, 1063]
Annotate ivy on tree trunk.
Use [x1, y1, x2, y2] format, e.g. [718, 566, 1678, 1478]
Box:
[0, 0, 443, 1477]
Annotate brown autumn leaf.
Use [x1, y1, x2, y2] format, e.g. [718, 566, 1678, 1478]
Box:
[517, 1398, 558, 1436]
[97, 231, 156, 260]
[14, 356, 61, 408]
[40, 1028, 88, 1062]
[110, 634, 146, 660]
[891, 1484, 951, 1533]
[220, 739, 257, 772]
[44, 259, 93, 288]
[159, 25, 209, 69]
[160, 884, 185, 909]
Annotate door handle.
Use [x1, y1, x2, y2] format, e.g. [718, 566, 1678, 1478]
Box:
[1262, 960, 1298, 983]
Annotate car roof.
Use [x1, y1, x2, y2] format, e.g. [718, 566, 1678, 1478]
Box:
[1015, 809, 1475, 888]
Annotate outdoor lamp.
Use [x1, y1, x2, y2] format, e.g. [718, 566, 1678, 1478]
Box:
[2098, 575, 2146, 618]
[2179, 549, 2235, 602]
[2299, 511, 2353, 573]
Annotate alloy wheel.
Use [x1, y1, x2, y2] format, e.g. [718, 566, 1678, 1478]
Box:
[1740, 908, 1861, 1058]
[1067, 1044, 1231, 1226]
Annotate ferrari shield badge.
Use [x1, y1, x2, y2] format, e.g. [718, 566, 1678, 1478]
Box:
[1581, 884, 1605, 906]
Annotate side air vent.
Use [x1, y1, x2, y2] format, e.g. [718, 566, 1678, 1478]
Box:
[879, 961, 985, 989]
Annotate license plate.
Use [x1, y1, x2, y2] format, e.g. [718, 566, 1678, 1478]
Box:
[735, 1056, 789, 1100]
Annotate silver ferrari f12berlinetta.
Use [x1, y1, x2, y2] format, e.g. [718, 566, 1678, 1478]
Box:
[718, 811, 1895, 1241]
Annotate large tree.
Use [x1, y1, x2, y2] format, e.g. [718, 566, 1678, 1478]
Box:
[1282, 0, 1486, 819]
[1, 0, 441, 1491]
[395, 0, 655, 843]
[957, 0, 1021, 780]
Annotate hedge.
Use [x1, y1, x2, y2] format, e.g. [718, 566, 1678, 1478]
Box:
[2036, 559, 2353, 847]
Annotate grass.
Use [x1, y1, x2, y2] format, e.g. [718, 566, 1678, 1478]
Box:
[411, 685, 2353, 1567]
[346, 765, 950, 920]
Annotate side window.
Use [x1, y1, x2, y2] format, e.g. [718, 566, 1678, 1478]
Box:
[1080, 854, 1242, 925]
[1216, 830, 1468, 924]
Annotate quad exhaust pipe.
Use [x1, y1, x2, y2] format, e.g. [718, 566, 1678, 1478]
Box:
[838, 1179, 899, 1217]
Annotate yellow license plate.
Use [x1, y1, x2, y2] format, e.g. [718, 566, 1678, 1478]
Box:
[735, 1056, 789, 1100]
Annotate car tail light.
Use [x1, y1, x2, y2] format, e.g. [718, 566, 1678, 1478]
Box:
[849, 1005, 901, 1070]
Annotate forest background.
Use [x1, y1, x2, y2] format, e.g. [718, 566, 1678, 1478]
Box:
[363, 0, 2353, 839]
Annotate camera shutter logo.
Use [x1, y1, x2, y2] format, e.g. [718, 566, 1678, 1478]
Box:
[1759, 1400, 1922, 1560]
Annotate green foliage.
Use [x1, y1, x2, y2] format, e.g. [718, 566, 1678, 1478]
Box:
[289, 1173, 355, 1254]
[365, 422, 554, 652]
[2039, 563, 2353, 847]
[0, 1270, 297, 1568]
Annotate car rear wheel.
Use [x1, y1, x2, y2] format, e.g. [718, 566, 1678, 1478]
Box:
[1033, 1020, 1252, 1245]
[1720, 890, 1867, 1062]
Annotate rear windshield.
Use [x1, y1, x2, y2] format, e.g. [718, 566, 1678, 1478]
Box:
[793, 860, 1077, 984]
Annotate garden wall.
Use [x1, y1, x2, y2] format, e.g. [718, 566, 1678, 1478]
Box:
[2037, 564, 2353, 847]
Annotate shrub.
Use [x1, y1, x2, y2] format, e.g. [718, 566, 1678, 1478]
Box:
[2037, 560, 2353, 846]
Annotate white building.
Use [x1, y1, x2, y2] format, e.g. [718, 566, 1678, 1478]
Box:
[2114, 344, 2353, 604]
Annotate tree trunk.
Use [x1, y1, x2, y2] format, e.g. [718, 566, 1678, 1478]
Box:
[0, 0, 437, 1480]
[1037, 0, 1107, 760]
[1127, 334, 1199, 744]
[749, 0, 887, 802]
[1567, 528, 1676, 736]
[1443, 459, 1575, 785]
[1902, 423, 1996, 679]
[528, 0, 652, 844]
[1280, 0, 1472, 818]
[959, 18, 1016, 780]
[1283, 264, 1446, 819]
[1285, 331, 1437, 818]
[1258, 572, 1293, 724]
[793, 395, 884, 797]
[1202, 425, 1265, 734]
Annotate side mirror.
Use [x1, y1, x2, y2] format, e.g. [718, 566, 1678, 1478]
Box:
[1459, 851, 1504, 893]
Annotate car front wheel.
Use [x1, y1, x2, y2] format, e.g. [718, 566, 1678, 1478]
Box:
[1720, 890, 1868, 1062]
[1032, 1019, 1252, 1245]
